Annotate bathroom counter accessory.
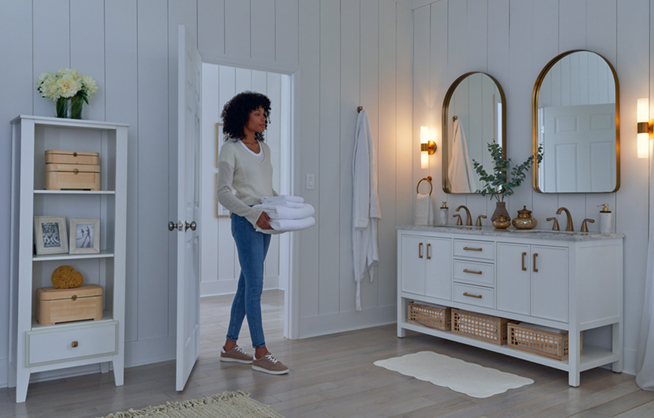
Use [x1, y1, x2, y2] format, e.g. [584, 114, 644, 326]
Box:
[397, 224, 624, 242]
[396, 226, 623, 387]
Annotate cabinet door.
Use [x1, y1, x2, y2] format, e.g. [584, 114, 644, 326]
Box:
[531, 246, 568, 322]
[496, 243, 530, 315]
[400, 235, 426, 295]
[425, 237, 452, 300]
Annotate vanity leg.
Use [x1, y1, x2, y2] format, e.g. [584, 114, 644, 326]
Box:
[15, 370, 29, 403]
[100, 362, 109, 373]
[397, 325, 406, 338]
[568, 371, 580, 387]
[112, 357, 124, 386]
[612, 321, 623, 373]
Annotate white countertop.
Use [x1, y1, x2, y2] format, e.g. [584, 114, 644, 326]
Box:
[397, 224, 625, 242]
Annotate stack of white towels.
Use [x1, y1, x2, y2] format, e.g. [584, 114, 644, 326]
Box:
[253, 195, 315, 234]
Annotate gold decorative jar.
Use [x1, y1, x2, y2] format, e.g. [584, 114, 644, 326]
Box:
[512, 206, 538, 230]
[492, 214, 511, 230]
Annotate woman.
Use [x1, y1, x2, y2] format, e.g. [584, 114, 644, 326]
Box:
[216, 91, 289, 375]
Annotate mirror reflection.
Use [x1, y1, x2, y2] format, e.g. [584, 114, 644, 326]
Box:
[533, 50, 619, 193]
[442, 72, 506, 194]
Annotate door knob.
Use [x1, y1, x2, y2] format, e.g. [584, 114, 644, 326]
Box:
[185, 221, 197, 231]
[168, 221, 183, 231]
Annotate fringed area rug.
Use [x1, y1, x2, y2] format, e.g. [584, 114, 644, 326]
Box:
[374, 351, 534, 398]
[100, 391, 284, 418]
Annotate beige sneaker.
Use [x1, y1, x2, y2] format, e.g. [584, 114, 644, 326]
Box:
[252, 353, 289, 375]
[220, 346, 253, 364]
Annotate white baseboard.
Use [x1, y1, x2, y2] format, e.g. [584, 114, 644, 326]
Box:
[624, 347, 637, 376]
[201, 276, 279, 298]
[125, 335, 176, 367]
[299, 305, 396, 339]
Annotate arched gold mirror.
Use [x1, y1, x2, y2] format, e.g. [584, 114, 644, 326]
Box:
[442, 72, 506, 194]
[532, 50, 620, 193]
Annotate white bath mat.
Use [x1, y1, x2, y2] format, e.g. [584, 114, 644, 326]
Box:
[374, 351, 534, 398]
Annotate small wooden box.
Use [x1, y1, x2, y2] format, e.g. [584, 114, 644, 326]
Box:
[36, 284, 103, 325]
[44, 163, 101, 190]
[45, 150, 99, 165]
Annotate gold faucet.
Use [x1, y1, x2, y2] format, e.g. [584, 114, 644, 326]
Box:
[476, 215, 487, 226]
[581, 218, 595, 232]
[556, 207, 574, 231]
[453, 214, 462, 225]
[455, 205, 472, 226]
[546, 217, 560, 231]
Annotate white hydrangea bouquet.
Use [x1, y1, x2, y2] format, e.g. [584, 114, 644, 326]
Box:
[37, 68, 98, 119]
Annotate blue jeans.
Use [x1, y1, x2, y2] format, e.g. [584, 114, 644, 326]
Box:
[226, 213, 271, 348]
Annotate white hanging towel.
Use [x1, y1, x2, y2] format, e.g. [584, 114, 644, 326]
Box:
[352, 110, 381, 311]
[415, 193, 433, 225]
[448, 119, 478, 193]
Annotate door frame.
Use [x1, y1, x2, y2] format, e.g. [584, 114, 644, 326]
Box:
[201, 55, 301, 340]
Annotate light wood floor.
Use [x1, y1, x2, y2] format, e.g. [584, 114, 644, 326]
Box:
[2, 289, 654, 418]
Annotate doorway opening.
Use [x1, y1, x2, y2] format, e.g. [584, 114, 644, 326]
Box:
[199, 63, 293, 350]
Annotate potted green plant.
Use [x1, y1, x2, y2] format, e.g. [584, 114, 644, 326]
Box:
[472, 143, 543, 225]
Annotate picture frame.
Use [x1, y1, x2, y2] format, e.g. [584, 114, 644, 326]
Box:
[69, 218, 101, 254]
[34, 216, 68, 255]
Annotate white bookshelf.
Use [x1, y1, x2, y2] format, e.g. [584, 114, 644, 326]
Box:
[8, 115, 128, 403]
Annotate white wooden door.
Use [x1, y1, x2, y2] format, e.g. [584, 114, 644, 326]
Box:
[496, 242, 531, 316]
[425, 237, 452, 300]
[400, 235, 426, 295]
[542, 104, 615, 192]
[175, 25, 202, 392]
[531, 246, 568, 323]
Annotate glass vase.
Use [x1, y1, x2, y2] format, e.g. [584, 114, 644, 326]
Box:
[491, 201, 511, 222]
[56, 96, 83, 119]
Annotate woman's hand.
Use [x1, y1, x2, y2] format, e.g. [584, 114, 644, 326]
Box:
[256, 212, 272, 230]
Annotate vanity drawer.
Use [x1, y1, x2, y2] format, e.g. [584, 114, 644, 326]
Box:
[26, 321, 117, 367]
[453, 260, 494, 286]
[453, 239, 494, 260]
[453, 283, 495, 309]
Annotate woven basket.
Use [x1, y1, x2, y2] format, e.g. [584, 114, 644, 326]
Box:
[507, 323, 582, 361]
[451, 309, 511, 345]
[408, 302, 451, 331]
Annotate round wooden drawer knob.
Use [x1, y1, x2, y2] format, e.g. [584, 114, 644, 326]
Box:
[72, 341, 78, 348]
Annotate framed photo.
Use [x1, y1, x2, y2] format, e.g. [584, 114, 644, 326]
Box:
[34, 216, 68, 255]
[69, 218, 100, 254]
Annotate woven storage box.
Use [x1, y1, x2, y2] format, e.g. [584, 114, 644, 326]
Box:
[507, 323, 582, 361]
[451, 308, 511, 345]
[408, 302, 451, 331]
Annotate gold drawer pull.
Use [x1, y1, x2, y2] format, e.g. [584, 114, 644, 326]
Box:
[522, 252, 527, 271]
[426, 243, 431, 260]
[71, 341, 78, 348]
[463, 269, 482, 275]
[73, 152, 78, 157]
[73, 168, 79, 175]
[463, 292, 482, 299]
[71, 295, 77, 301]
[463, 246, 482, 252]
[418, 242, 423, 259]
[533, 253, 539, 272]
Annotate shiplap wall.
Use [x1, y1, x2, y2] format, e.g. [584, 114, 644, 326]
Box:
[0, 0, 413, 387]
[200, 63, 287, 297]
[414, 0, 651, 375]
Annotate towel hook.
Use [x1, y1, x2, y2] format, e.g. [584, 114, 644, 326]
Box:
[452, 115, 458, 122]
[357, 106, 363, 113]
[416, 176, 433, 195]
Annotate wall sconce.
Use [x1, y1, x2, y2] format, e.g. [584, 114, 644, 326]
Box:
[637, 98, 652, 159]
[420, 126, 436, 169]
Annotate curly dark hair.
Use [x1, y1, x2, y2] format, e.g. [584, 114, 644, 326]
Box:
[221, 91, 271, 141]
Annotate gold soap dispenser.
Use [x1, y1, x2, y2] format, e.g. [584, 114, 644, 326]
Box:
[512, 206, 538, 230]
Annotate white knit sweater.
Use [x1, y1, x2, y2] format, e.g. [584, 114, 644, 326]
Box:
[217, 139, 276, 226]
